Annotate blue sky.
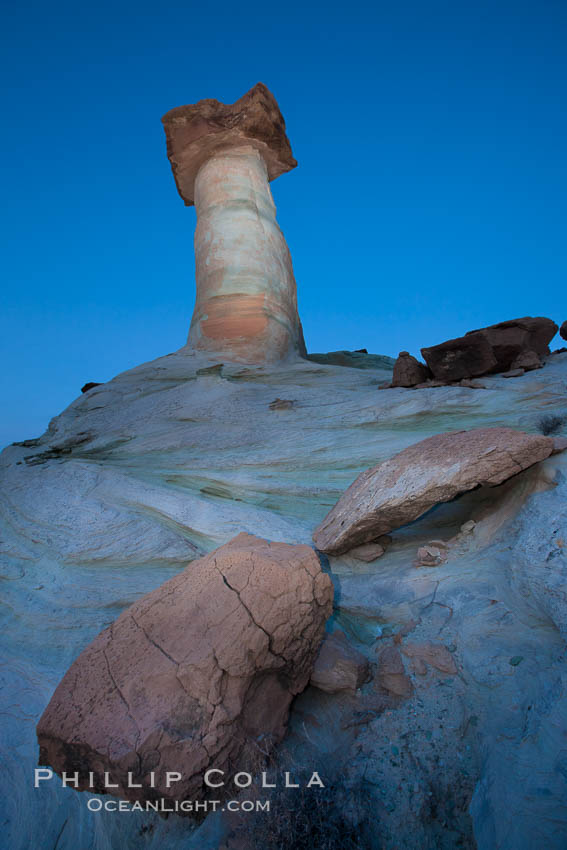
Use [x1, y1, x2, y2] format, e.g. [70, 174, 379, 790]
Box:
[1, 0, 566, 447]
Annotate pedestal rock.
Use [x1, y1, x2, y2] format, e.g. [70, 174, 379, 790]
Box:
[162, 83, 306, 364]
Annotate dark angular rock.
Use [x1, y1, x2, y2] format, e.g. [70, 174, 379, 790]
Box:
[391, 351, 431, 388]
[466, 316, 558, 370]
[421, 316, 557, 381]
[510, 350, 542, 371]
[421, 332, 497, 382]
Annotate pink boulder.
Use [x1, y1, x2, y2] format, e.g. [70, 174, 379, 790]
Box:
[36, 533, 333, 805]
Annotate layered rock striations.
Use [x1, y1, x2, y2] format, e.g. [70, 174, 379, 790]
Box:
[3, 339, 567, 850]
[162, 83, 306, 364]
[313, 427, 554, 554]
[36, 533, 333, 805]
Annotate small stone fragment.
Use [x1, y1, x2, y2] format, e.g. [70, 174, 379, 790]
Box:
[459, 378, 487, 389]
[269, 398, 295, 410]
[460, 520, 476, 534]
[310, 630, 371, 693]
[349, 542, 385, 562]
[409, 656, 428, 676]
[502, 369, 525, 378]
[81, 382, 102, 393]
[416, 546, 445, 567]
[551, 437, 567, 455]
[401, 641, 458, 674]
[510, 350, 542, 371]
[377, 646, 413, 697]
[391, 351, 431, 388]
[413, 379, 446, 389]
[509, 656, 524, 666]
[428, 539, 449, 550]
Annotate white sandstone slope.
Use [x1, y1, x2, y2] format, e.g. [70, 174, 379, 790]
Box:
[1, 346, 566, 850]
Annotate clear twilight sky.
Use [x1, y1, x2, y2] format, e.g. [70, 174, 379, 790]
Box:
[1, 0, 566, 447]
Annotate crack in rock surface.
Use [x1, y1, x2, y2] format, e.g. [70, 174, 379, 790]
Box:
[36, 533, 333, 805]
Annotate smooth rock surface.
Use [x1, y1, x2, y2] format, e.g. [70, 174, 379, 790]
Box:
[313, 427, 553, 554]
[307, 350, 395, 370]
[36, 533, 333, 803]
[186, 145, 306, 363]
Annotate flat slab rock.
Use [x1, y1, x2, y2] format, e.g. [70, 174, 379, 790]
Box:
[36, 533, 333, 805]
[421, 316, 557, 382]
[313, 427, 554, 555]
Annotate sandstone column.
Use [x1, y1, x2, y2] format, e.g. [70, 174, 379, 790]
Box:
[162, 83, 306, 363]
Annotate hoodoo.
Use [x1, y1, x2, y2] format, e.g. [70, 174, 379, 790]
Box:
[162, 83, 306, 363]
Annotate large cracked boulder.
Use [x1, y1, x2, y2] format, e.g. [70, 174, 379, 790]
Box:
[421, 316, 558, 381]
[561, 321, 567, 341]
[37, 533, 333, 804]
[313, 428, 554, 555]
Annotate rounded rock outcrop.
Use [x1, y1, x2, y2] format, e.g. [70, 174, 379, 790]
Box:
[36, 533, 333, 805]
